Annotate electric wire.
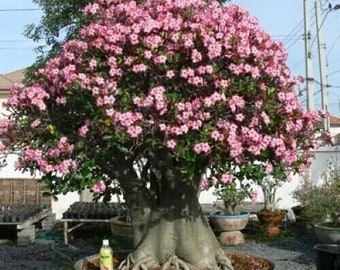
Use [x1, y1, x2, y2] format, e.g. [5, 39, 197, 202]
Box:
[326, 34, 340, 57]
[328, 68, 340, 77]
[0, 8, 41, 12]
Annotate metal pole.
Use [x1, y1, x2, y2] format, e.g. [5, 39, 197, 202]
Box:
[315, 0, 330, 131]
[304, 0, 314, 110]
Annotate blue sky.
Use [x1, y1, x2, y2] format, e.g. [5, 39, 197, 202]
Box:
[1, 0, 340, 116]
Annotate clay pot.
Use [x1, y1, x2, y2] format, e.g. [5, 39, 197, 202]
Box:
[256, 209, 285, 236]
[75, 250, 275, 270]
[208, 212, 250, 245]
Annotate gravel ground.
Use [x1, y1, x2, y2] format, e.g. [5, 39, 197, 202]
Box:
[0, 224, 319, 270]
[0, 239, 99, 270]
[223, 233, 317, 270]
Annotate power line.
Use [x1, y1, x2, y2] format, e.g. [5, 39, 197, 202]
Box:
[0, 8, 41, 12]
[328, 68, 340, 77]
[0, 39, 37, 43]
[0, 47, 38, 50]
[327, 34, 340, 57]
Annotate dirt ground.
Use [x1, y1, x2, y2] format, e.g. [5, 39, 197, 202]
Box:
[0, 223, 107, 270]
[0, 221, 318, 270]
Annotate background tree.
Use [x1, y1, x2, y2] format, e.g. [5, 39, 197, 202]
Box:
[0, 0, 329, 269]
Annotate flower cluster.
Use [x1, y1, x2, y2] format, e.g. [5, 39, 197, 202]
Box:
[91, 181, 107, 193]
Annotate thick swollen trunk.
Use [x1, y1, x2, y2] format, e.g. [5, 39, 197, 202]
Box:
[120, 209, 233, 270]
[119, 171, 234, 270]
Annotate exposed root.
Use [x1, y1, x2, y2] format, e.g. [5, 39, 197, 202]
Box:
[119, 252, 159, 270]
[216, 249, 234, 270]
[119, 254, 134, 270]
[161, 254, 197, 270]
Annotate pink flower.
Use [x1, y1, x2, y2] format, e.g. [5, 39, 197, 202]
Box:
[264, 162, 273, 173]
[193, 142, 211, 155]
[29, 119, 41, 128]
[228, 95, 245, 113]
[0, 142, 6, 154]
[84, 3, 100, 15]
[91, 181, 107, 193]
[191, 49, 202, 63]
[127, 126, 142, 138]
[251, 190, 259, 202]
[56, 159, 77, 174]
[221, 173, 233, 184]
[57, 137, 74, 153]
[89, 59, 97, 70]
[153, 55, 167, 64]
[78, 123, 90, 137]
[56, 97, 67, 105]
[0, 119, 13, 133]
[144, 50, 152, 59]
[132, 64, 147, 73]
[166, 70, 175, 78]
[200, 178, 210, 189]
[167, 139, 177, 149]
[261, 112, 270, 125]
[235, 113, 245, 122]
[211, 130, 223, 141]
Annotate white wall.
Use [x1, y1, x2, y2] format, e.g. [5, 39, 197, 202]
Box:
[2, 91, 340, 217]
[2, 145, 340, 218]
[199, 145, 340, 211]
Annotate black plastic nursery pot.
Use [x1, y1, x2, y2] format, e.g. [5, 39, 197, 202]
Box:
[314, 244, 340, 270]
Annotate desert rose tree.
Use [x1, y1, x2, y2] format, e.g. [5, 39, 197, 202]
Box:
[0, 0, 329, 269]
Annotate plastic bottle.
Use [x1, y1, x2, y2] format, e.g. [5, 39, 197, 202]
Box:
[100, 239, 113, 270]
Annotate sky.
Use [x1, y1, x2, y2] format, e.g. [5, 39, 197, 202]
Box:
[0, 0, 340, 116]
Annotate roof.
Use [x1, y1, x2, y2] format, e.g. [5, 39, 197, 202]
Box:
[329, 115, 340, 126]
[0, 69, 26, 91]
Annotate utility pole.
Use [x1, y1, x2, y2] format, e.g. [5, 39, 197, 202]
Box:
[315, 0, 330, 131]
[303, 0, 314, 110]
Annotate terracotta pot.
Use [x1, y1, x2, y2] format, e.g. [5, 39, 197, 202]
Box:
[256, 210, 285, 236]
[208, 212, 249, 245]
[74, 250, 275, 270]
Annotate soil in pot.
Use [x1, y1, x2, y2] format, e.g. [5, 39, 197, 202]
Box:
[80, 251, 274, 270]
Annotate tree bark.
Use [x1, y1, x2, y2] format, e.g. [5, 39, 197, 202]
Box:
[118, 160, 234, 270]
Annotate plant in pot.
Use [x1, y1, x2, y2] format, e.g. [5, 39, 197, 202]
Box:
[0, 0, 332, 269]
[297, 164, 340, 244]
[291, 173, 316, 233]
[255, 169, 287, 237]
[208, 176, 254, 245]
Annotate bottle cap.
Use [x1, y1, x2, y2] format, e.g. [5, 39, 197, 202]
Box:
[103, 239, 109, 246]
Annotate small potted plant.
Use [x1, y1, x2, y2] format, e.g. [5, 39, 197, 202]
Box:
[255, 175, 286, 236]
[297, 165, 340, 244]
[302, 163, 340, 269]
[208, 177, 253, 245]
[291, 173, 315, 233]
